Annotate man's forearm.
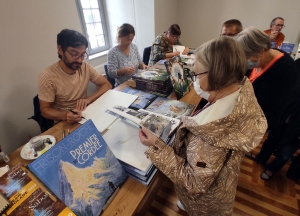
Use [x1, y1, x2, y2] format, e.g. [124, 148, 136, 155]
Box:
[41, 107, 67, 121]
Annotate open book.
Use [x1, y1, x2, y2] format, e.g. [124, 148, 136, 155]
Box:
[173, 45, 190, 58]
[106, 106, 180, 143]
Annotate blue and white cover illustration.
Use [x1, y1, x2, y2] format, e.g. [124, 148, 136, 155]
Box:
[28, 120, 128, 216]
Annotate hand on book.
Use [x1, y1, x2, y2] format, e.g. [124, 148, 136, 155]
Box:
[182, 47, 189, 55]
[139, 127, 158, 147]
[76, 98, 89, 111]
[173, 51, 180, 56]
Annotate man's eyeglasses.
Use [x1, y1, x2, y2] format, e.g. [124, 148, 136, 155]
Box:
[273, 24, 285, 28]
[220, 33, 238, 37]
[66, 50, 88, 60]
[188, 71, 208, 82]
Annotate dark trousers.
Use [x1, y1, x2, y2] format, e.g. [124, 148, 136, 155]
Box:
[256, 121, 300, 173]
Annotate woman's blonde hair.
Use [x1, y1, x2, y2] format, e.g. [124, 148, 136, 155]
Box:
[235, 26, 271, 57]
[195, 36, 247, 91]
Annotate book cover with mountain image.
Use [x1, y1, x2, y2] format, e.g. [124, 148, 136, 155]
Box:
[146, 97, 195, 118]
[28, 120, 128, 216]
[122, 87, 157, 109]
[164, 56, 190, 99]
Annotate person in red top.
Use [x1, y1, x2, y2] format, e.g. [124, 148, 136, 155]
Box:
[264, 17, 285, 48]
[236, 27, 300, 180]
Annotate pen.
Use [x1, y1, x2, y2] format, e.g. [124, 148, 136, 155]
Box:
[67, 108, 86, 119]
[62, 130, 65, 139]
[67, 129, 70, 135]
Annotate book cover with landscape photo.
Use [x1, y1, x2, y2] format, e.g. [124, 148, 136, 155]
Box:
[28, 120, 128, 216]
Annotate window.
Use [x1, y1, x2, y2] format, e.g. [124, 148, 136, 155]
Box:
[76, 0, 109, 55]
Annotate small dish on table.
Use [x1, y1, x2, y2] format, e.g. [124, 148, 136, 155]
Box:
[20, 135, 56, 160]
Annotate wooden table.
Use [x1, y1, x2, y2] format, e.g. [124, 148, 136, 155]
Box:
[1, 78, 200, 215]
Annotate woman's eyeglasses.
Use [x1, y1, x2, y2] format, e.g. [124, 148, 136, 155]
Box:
[188, 71, 208, 82]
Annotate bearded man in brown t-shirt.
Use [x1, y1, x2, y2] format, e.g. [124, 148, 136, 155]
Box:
[38, 29, 111, 124]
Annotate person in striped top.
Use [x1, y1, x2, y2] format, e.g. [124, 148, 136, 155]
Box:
[38, 29, 111, 124]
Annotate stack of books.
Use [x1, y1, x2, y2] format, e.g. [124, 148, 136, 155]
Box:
[0, 163, 74, 215]
[132, 69, 173, 97]
[104, 106, 180, 186]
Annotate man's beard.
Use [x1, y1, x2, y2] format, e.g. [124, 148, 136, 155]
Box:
[65, 61, 82, 70]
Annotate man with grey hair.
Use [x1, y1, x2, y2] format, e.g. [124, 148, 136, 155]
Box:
[264, 17, 285, 48]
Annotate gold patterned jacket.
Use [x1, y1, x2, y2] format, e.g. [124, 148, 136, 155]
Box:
[145, 78, 267, 216]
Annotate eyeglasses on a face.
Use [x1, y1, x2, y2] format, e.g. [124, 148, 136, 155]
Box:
[273, 24, 285, 28]
[171, 34, 180, 39]
[66, 50, 88, 60]
[189, 71, 208, 82]
[220, 33, 238, 37]
[168, 32, 180, 39]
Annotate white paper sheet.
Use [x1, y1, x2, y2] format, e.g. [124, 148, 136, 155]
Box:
[79, 90, 137, 133]
[103, 119, 152, 172]
[173, 45, 194, 58]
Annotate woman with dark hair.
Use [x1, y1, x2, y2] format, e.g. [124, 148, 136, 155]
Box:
[139, 37, 267, 215]
[107, 23, 147, 87]
[148, 24, 189, 66]
[235, 27, 300, 180]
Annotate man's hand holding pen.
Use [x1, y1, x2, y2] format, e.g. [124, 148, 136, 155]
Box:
[66, 108, 84, 123]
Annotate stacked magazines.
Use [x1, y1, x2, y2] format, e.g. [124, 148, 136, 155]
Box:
[104, 106, 180, 185]
[132, 69, 173, 97]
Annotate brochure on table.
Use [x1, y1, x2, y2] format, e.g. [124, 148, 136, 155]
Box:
[79, 90, 138, 133]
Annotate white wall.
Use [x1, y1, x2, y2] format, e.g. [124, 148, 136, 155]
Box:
[0, 0, 107, 154]
[178, 0, 300, 51]
[154, 0, 179, 36]
[104, 0, 154, 57]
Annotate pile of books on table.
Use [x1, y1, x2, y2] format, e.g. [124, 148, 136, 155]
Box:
[132, 69, 173, 97]
[104, 106, 181, 185]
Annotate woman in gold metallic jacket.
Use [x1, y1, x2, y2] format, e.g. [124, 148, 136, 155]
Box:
[139, 37, 268, 216]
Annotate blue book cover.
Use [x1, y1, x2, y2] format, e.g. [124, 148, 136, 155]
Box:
[28, 120, 128, 216]
[122, 87, 157, 109]
[279, 43, 295, 53]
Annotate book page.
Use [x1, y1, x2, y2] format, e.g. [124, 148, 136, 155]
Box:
[79, 90, 138, 133]
[173, 45, 185, 55]
[106, 106, 180, 138]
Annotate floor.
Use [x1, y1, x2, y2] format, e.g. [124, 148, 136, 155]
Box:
[142, 143, 300, 216]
